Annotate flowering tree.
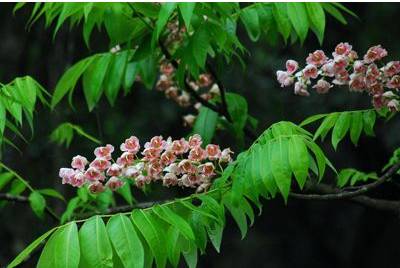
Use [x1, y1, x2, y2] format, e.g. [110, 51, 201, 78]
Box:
[2, 3, 399, 268]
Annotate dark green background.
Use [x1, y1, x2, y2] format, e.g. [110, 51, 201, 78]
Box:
[1, 3, 400, 268]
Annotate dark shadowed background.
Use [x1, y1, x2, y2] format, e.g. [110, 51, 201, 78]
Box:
[1, 3, 400, 268]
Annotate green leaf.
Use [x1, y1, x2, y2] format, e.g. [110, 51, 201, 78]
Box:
[61, 197, 80, 224]
[305, 3, 325, 44]
[206, 222, 224, 253]
[29, 191, 46, 219]
[331, 112, 351, 150]
[0, 172, 14, 191]
[192, 25, 210, 68]
[299, 113, 327, 127]
[225, 93, 248, 136]
[123, 62, 138, 93]
[79, 216, 113, 268]
[305, 140, 328, 181]
[104, 51, 128, 105]
[270, 138, 292, 202]
[363, 110, 376, 136]
[38, 188, 65, 201]
[287, 3, 309, 43]
[82, 54, 112, 111]
[7, 228, 56, 268]
[240, 6, 260, 41]
[193, 107, 218, 145]
[166, 227, 181, 267]
[0, 102, 6, 136]
[131, 210, 167, 268]
[54, 222, 80, 268]
[116, 180, 134, 205]
[223, 194, 248, 239]
[178, 3, 195, 30]
[273, 3, 291, 41]
[51, 55, 95, 109]
[350, 112, 363, 146]
[154, 3, 177, 42]
[314, 113, 338, 141]
[288, 136, 309, 189]
[322, 3, 347, 24]
[152, 205, 195, 241]
[107, 214, 144, 268]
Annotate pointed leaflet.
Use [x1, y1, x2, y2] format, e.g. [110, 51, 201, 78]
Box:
[131, 210, 167, 268]
[258, 143, 278, 197]
[192, 24, 210, 68]
[270, 138, 292, 202]
[337, 169, 355, 187]
[322, 3, 347, 24]
[54, 222, 80, 268]
[152, 205, 195, 241]
[299, 113, 328, 127]
[0, 172, 13, 191]
[350, 111, 363, 145]
[166, 227, 181, 267]
[182, 240, 198, 268]
[51, 55, 96, 109]
[154, 3, 176, 42]
[331, 112, 351, 150]
[305, 3, 325, 44]
[273, 3, 291, 41]
[240, 5, 260, 41]
[0, 102, 5, 136]
[222, 193, 248, 239]
[104, 51, 128, 105]
[287, 3, 309, 43]
[363, 110, 376, 136]
[106, 214, 144, 268]
[8, 228, 56, 268]
[79, 216, 113, 268]
[288, 136, 309, 189]
[225, 93, 248, 136]
[193, 107, 218, 145]
[314, 113, 338, 141]
[178, 3, 195, 30]
[82, 54, 111, 111]
[304, 140, 328, 181]
[28, 191, 46, 219]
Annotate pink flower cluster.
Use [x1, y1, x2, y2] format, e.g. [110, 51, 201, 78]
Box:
[277, 42, 400, 111]
[156, 60, 221, 127]
[59, 134, 233, 194]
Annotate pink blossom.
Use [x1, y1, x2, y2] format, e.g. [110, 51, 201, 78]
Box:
[180, 174, 201, 188]
[332, 69, 349, 85]
[366, 64, 380, 83]
[147, 160, 164, 177]
[59, 168, 76, 184]
[123, 163, 144, 178]
[105, 177, 124, 191]
[198, 73, 213, 87]
[349, 74, 366, 92]
[94, 144, 114, 160]
[382, 91, 397, 99]
[145, 136, 165, 150]
[348, 50, 359, 61]
[116, 152, 135, 166]
[367, 81, 384, 95]
[364, 45, 388, 63]
[333, 55, 348, 70]
[106, 164, 122, 177]
[206, 144, 221, 160]
[198, 162, 215, 177]
[160, 62, 174, 76]
[171, 138, 189, 155]
[188, 134, 202, 149]
[70, 172, 86, 187]
[71, 155, 88, 171]
[294, 82, 310, 96]
[142, 147, 162, 161]
[387, 75, 400, 89]
[353, 60, 367, 73]
[120, 136, 140, 154]
[387, 99, 400, 112]
[313, 79, 332, 94]
[383, 61, 400, 77]
[372, 94, 388, 109]
[306, 50, 327, 66]
[334, 42, 352, 56]
[90, 158, 111, 171]
[135, 175, 147, 188]
[88, 181, 105, 194]
[84, 167, 105, 182]
[162, 173, 178, 187]
[164, 163, 181, 175]
[188, 146, 207, 162]
[303, 64, 318, 79]
[321, 61, 335, 77]
[276, 71, 294, 87]
[220, 148, 234, 163]
[160, 151, 176, 165]
[286, 60, 299, 74]
[178, 160, 196, 174]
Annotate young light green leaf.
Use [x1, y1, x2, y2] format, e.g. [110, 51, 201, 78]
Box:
[273, 3, 291, 41]
[287, 3, 309, 43]
[350, 112, 363, 146]
[104, 51, 128, 105]
[270, 138, 292, 202]
[79, 216, 113, 268]
[193, 107, 218, 145]
[54, 222, 80, 268]
[29, 191, 46, 219]
[305, 3, 325, 44]
[331, 112, 351, 150]
[314, 113, 338, 141]
[0, 172, 14, 191]
[240, 6, 260, 41]
[363, 110, 376, 136]
[38, 188, 65, 201]
[288, 136, 309, 189]
[107, 214, 144, 268]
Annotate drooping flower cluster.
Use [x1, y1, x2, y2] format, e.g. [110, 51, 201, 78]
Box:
[59, 134, 233, 194]
[276, 42, 400, 111]
[156, 60, 221, 127]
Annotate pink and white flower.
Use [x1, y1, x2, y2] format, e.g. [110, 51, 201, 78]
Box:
[188, 146, 207, 162]
[71, 155, 88, 171]
[302, 64, 318, 79]
[105, 177, 124, 191]
[206, 144, 221, 160]
[84, 167, 105, 181]
[306, 50, 327, 67]
[90, 158, 111, 171]
[94, 144, 114, 160]
[88, 181, 105, 194]
[59, 168, 76, 184]
[120, 136, 140, 154]
[286, 60, 299, 74]
[116, 152, 135, 166]
[313, 79, 332, 94]
[106, 163, 122, 177]
[364, 45, 388, 63]
[188, 134, 203, 149]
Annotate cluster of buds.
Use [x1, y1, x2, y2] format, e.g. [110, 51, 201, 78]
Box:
[156, 60, 221, 127]
[276, 42, 400, 111]
[59, 134, 233, 194]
